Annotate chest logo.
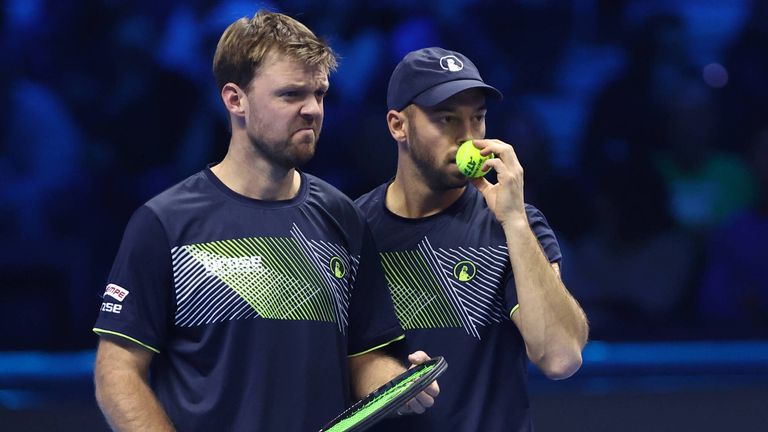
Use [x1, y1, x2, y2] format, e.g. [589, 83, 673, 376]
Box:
[453, 260, 477, 282]
[330, 256, 347, 279]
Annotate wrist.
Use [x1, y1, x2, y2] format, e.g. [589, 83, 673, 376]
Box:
[499, 213, 528, 231]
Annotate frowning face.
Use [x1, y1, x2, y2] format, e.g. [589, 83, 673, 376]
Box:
[243, 52, 329, 169]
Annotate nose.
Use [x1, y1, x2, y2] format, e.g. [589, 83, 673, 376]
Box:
[456, 118, 475, 144]
[300, 96, 322, 120]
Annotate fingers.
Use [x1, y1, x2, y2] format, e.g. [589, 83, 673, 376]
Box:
[472, 139, 520, 167]
[396, 351, 441, 416]
[469, 138, 494, 155]
[407, 350, 440, 397]
[470, 177, 492, 193]
[396, 400, 416, 415]
[397, 390, 435, 415]
[413, 391, 434, 412]
[424, 379, 440, 397]
[480, 149, 524, 185]
[481, 157, 503, 171]
[407, 351, 430, 366]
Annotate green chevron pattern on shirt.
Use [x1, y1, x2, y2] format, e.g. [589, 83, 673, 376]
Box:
[379, 250, 461, 329]
[186, 237, 337, 322]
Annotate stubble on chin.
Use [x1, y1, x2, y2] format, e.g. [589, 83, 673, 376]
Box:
[290, 129, 319, 167]
[413, 156, 467, 191]
[246, 133, 316, 170]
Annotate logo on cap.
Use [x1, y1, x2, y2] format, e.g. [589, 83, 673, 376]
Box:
[440, 55, 464, 72]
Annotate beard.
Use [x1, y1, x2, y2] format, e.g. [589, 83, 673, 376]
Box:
[408, 125, 467, 191]
[247, 126, 320, 170]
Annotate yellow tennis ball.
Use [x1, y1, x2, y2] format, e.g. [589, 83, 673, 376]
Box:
[456, 140, 493, 178]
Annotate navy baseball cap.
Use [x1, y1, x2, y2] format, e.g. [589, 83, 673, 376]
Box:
[387, 47, 502, 111]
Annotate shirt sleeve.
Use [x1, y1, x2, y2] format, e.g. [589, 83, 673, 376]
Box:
[505, 204, 563, 315]
[93, 205, 173, 353]
[346, 223, 404, 357]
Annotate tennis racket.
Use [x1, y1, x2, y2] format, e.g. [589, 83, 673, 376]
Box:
[319, 356, 448, 432]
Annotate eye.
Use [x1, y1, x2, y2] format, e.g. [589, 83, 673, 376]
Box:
[281, 91, 299, 98]
[474, 113, 486, 122]
[315, 89, 327, 99]
[439, 115, 454, 124]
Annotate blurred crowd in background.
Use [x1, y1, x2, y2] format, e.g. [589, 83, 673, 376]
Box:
[1, 0, 766, 351]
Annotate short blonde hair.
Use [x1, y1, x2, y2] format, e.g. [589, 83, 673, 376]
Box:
[212, 10, 338, 91]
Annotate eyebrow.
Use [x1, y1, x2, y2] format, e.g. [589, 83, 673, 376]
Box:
[275, 81, 330, 92]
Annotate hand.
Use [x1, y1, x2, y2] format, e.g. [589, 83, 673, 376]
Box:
[395, 351, 440, 415]
[469, 139, 527, 226]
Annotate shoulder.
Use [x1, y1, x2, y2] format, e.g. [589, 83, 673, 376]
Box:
[522, 202, 557, 234]
[302, 173, 372, 240]
[144, 170, 211, 217]
[523, 203, 549, 223]
[305, 173, 350, 200]
[304, 173, 358, 213]
[354, 183, 389, 217]
[523, 203, 562, 263]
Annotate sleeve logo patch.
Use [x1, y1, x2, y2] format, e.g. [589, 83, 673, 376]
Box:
[104, 284, 130, 302]
[100, 302, 122, 314]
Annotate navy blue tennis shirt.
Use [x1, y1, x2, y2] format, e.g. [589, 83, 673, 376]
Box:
[357, 182, 562, 431]
[94, 167, 403, 431]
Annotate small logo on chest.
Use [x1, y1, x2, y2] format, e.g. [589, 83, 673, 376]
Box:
[330, 256, 347, 279]
[452, 260, 477, 282]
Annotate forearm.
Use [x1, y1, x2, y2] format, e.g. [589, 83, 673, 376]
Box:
[348, 350, 405, 400]
[94, 339, 174, 432]
[95, 368, 174, 431]
[504, 218, 588, 378]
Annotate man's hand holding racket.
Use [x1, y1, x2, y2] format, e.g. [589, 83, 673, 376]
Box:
[321, 354, 447, 431]
[395, 351, 441, 416]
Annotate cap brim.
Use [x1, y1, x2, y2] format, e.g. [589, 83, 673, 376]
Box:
[412, 79, 503, 107]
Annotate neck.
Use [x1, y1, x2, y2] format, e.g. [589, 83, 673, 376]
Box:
[211, 134, 300, 201]
[386, 169, 465, 218]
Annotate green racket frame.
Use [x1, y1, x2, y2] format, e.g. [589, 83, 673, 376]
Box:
[319, 356, 448, 432]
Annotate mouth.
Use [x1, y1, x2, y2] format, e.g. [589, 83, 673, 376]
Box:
[294, 127, 316, 137]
